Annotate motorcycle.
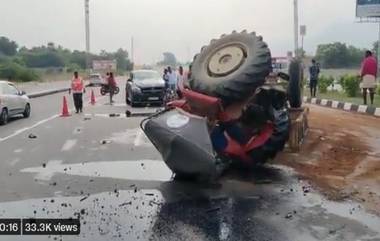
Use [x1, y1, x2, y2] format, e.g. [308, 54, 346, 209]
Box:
[100, 84, 120, 96]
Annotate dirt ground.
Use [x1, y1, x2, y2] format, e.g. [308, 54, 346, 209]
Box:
[277, 104, 380, 215]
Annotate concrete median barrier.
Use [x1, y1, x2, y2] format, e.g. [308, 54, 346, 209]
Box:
[27, 88, 70, 99]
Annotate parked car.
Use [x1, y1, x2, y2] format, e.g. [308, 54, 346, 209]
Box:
[88, 73, 105, 86]
[0, 81, 31, 125]
[126, 70, 165, 107]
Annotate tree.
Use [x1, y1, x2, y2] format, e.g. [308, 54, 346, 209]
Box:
[160, 52, 177, 66]
[315, 42, 363, 68]
[114, 48, 131, 71]
[0, 37, 18, 56]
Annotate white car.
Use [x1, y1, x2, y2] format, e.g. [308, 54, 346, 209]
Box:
[0, 81, 31, 125]
[88, 73, 105, 86]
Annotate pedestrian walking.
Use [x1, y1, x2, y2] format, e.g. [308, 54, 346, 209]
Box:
[309, 59, 320, 98]
[69, 71, 85, 113]
[360, 50, 377, 105]
[108, 72, 117, 104]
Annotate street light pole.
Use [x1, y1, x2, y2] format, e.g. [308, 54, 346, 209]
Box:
[294, 0, 299, 57]
[85, 0, 90, 70]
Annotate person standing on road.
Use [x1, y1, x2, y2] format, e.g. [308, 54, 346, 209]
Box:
[360, 50, 377, 105]
[177, 66, 185, 82]
[163, 68, 169, 89]
[108, 72, 117, 104]
[167, 66, 177, 91]
[69, 71, 85, 113]
[309, 59, 320, 98]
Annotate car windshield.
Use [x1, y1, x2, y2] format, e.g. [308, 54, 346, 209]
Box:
[133, 71, 160, 81]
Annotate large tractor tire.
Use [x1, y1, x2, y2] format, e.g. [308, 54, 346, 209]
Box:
[248, 108, 290, 165]
[288, 59, 303, 108]
[189, 30, 272, 104]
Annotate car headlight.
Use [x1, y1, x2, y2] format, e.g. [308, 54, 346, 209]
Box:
[132, 86, 141, 93]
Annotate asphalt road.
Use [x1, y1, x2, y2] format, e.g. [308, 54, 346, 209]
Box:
[0, 83, 379, 241]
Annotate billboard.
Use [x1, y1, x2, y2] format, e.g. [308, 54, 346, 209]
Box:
[357, 0, 380, 18]
[92, 60, 117, 71]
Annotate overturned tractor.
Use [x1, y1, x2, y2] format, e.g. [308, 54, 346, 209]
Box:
[141, 31, 304, 181]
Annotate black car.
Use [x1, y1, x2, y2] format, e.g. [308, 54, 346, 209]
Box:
[126, 70, 166, 107]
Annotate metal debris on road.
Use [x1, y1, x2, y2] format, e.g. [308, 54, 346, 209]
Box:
[109, 113, 121, 117]
[80, 195, 89, 202]
[119, 201, 132, 207]
[28, 133, 37, 139]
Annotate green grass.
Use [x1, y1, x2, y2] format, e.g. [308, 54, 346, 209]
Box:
[306, 90, 380, 107]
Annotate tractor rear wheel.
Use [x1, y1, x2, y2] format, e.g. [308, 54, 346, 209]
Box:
[190, 30, 272, 104]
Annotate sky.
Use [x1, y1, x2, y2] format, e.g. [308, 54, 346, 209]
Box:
[0, 0, 379, 64]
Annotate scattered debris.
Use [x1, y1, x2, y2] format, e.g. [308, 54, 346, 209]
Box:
[42, 163, 46, 168]
[84, 117, 91, 121]
[302, 186, 311, 193]
[28, 134, 37, 139]
[80, 195, 89, 202]
[119, 201, 132, 207]
[206, 207, 220, 213]
[100, 140, 112, 145]
[126, 110, 132, 117]
[109, 113, 121, 117]
[285, 212, 293, 219]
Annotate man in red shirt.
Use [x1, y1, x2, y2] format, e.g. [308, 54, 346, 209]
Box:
[360, 50, 378, 105]
[69, 71, 85, 113]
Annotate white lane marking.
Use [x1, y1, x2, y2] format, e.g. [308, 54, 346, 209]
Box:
[21, 160, 171, 182]
[109, 128, 152, 147]
[332, 101, 339, 108]
[9, 158, 20, 166]
[0, 114, 59, 143]
[343, 103, 352, 111]
[0, 95, 108, 143]
[134, 130, 145, 147]
[61, 139, 77, 152]
[358, 105, 367, 113]
[14, 149, 23, 153]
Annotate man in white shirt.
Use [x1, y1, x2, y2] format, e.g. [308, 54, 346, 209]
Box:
[167, 66, 177, 90]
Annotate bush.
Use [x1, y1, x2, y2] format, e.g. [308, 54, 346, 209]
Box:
[0, 61, 39, 82]
[377, 85, 380, 95]
[318, 75, 334, 93]
[340, 75, 360, 97]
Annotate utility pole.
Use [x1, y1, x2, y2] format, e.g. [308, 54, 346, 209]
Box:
[131, 36, 134, 64]
[85, 0, 90, 70]
[293, 0, 299, 57]
[378, 22, 380, 73]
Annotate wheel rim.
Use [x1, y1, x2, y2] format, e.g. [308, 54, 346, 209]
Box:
[207, 44, 246, 77]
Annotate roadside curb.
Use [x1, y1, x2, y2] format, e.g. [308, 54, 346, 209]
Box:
[27, 88, 69, 99]
[303, 96, 380, 117]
